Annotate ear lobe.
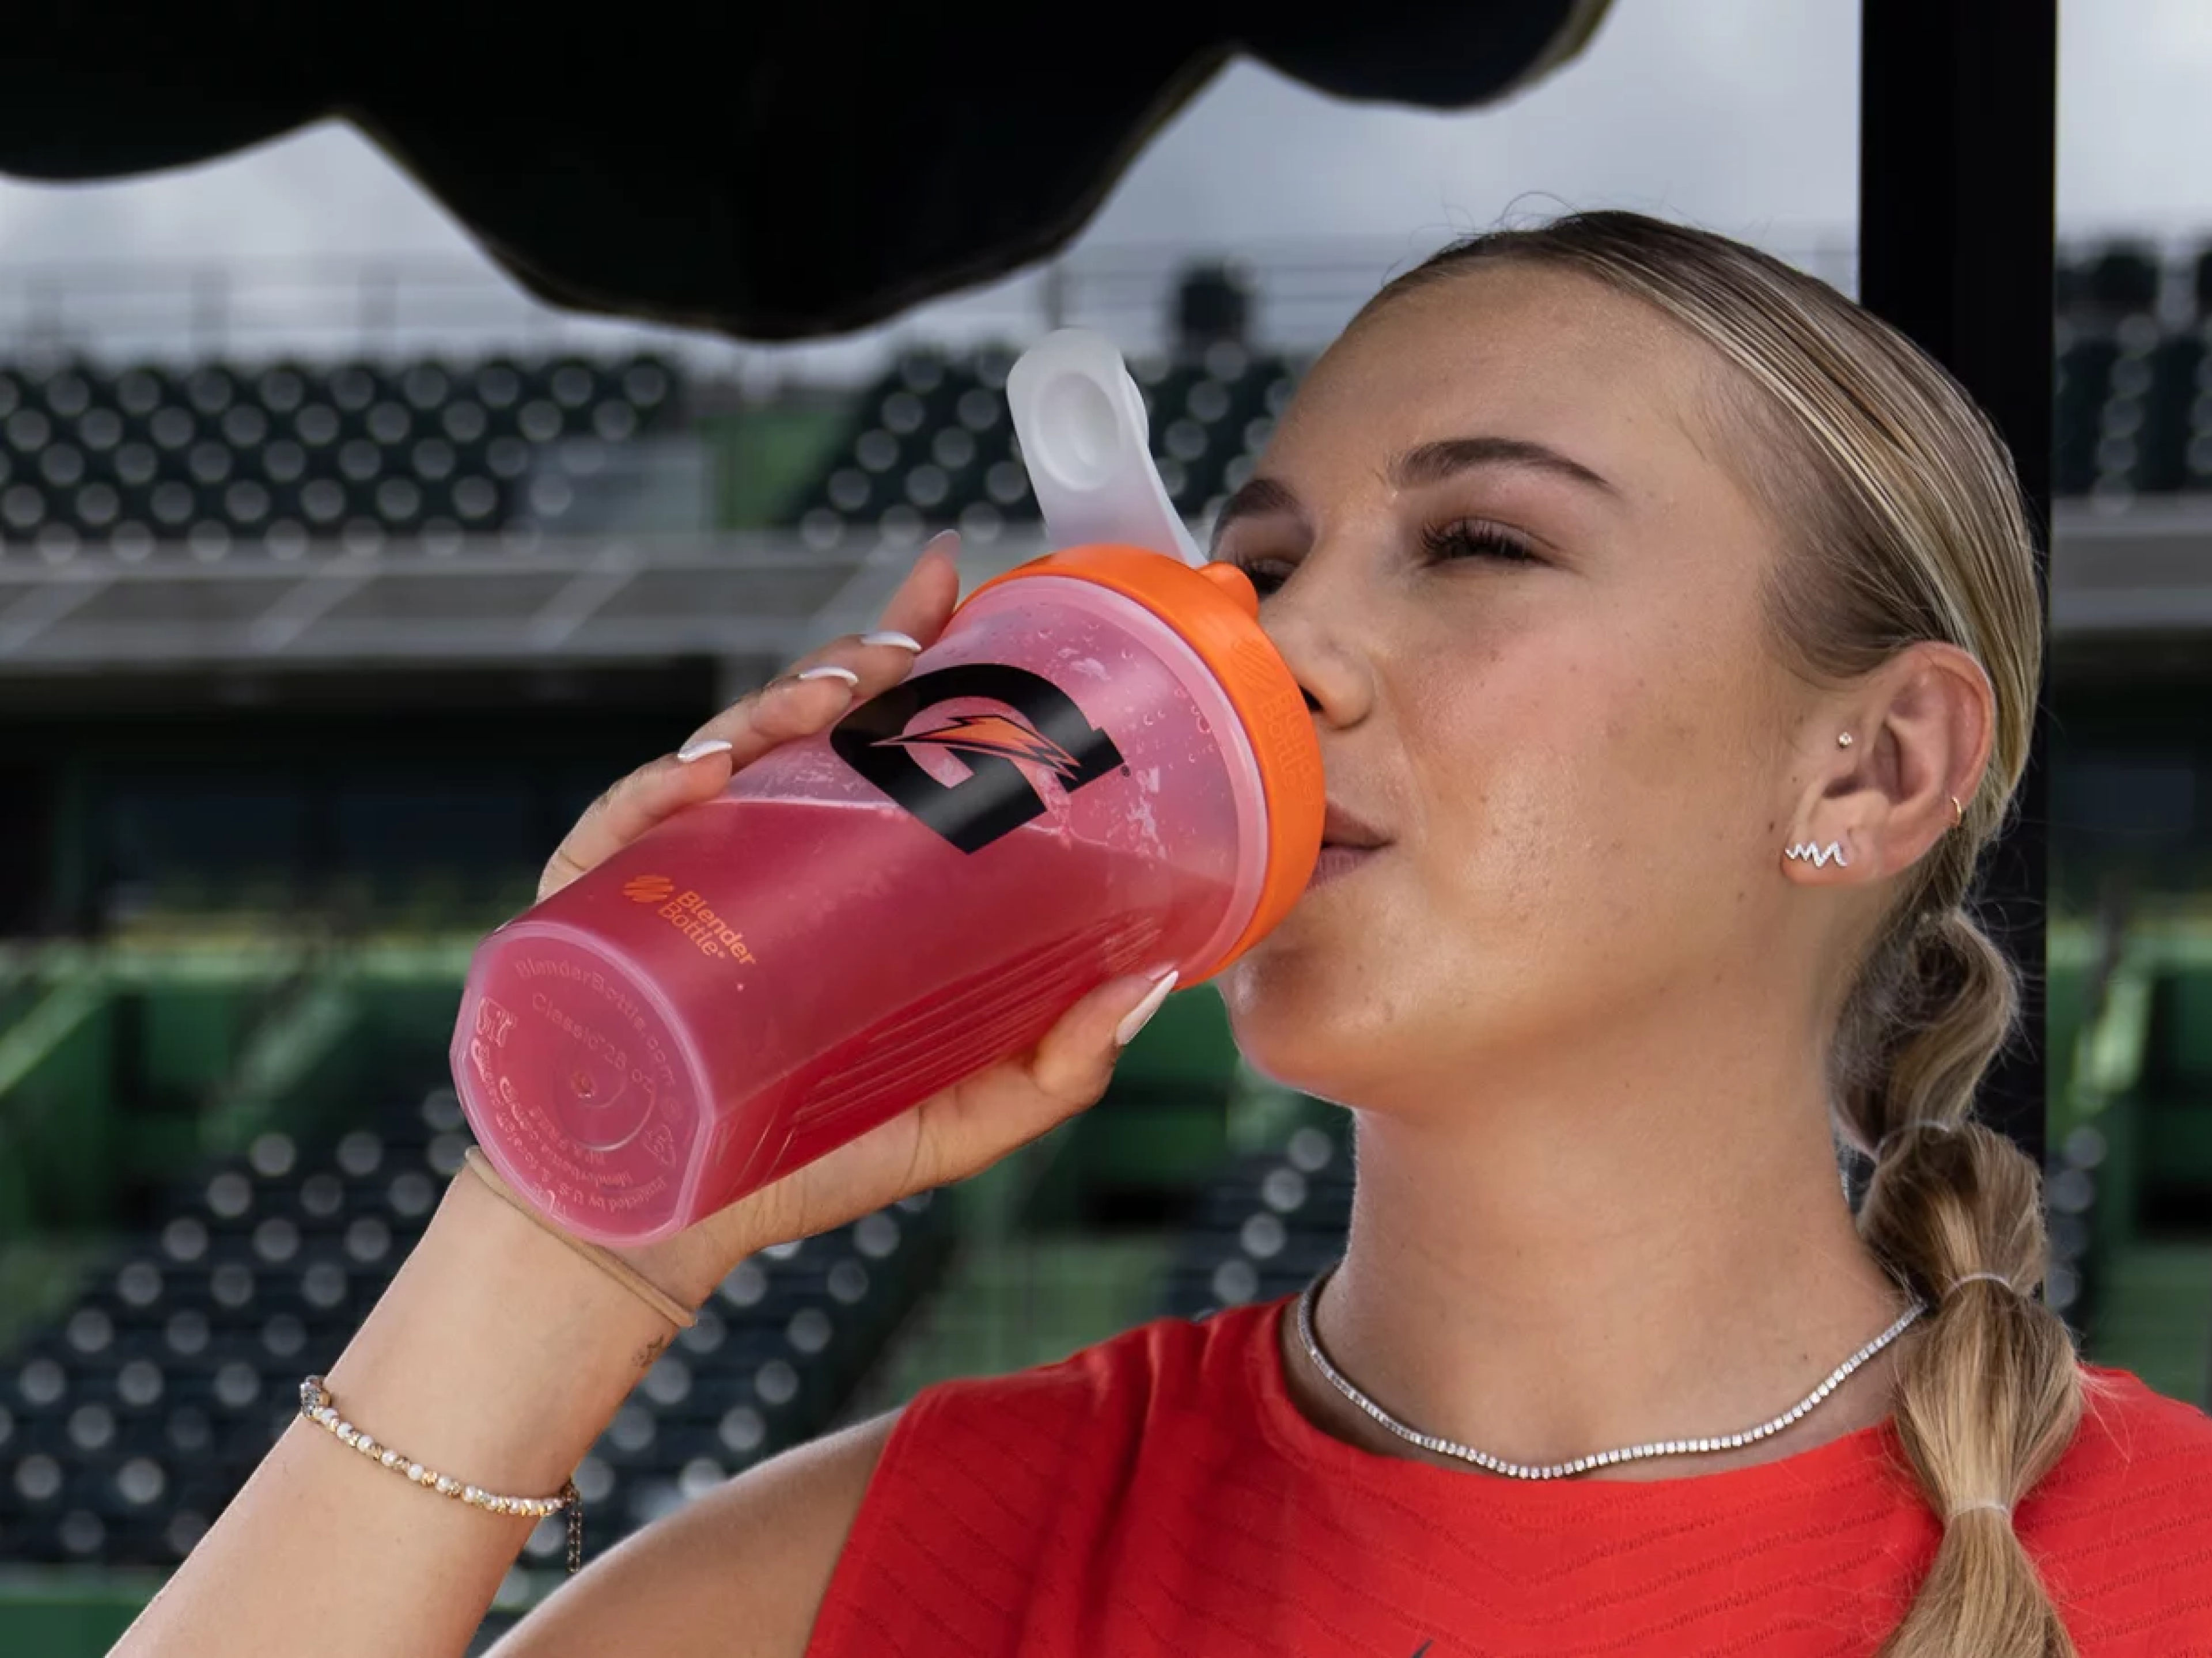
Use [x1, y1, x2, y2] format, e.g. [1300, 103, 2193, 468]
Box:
[1783, 838, 1856, 877]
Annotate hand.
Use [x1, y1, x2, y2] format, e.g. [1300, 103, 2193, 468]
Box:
[532, 531, 1180, 1306]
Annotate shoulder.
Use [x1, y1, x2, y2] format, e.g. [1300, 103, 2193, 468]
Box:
[2023, 1364, 2212, 1641]
[869, 1306, 1235, 1484]
[2059, 1363, 2212, 1480]
[907, 1306, 1228, 1418]
[2034, 1362, 2212, 1512]
[493, 1407, 906, 1658]
[794, 1308, 1249, 1655]
[497, 1308, 1255, 1657]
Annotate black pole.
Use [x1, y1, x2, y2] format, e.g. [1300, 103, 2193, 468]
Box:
[1858, 0, 2056, 1169]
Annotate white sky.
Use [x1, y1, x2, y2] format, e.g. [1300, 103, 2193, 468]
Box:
[0, 0, 2205, 377]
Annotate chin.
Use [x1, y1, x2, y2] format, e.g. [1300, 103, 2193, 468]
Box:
[1215, 947, 1395, 1103]
[1221, 921, 1557, 1114]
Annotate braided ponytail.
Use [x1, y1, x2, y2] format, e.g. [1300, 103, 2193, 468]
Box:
[1367, 214, 2075, 1651]
[1845, 908, 2087, 1658]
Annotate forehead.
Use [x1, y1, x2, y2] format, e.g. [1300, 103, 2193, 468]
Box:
[1275, 261, 1729, 488]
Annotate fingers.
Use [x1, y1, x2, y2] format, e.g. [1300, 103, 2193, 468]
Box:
[539, 660, 885, 902]
[538, 532, 962, 901]
[673, 963, 1184, 1259]
[873, 529, 963, 646]
[537, 753, 728, 900]
[672, 529, 962, 760]
[906, 967, 1180, 1191]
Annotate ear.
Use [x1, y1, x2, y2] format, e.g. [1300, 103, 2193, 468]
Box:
[1781, 641, 1994, 887]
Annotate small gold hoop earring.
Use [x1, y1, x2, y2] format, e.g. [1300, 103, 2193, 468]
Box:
[1949, 795, 1964, 830]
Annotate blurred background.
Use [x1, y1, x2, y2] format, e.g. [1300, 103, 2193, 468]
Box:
[0, 1, 2206, 1650]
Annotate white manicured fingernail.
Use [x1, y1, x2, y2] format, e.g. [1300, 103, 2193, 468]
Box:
[797, 665, 861, 687]
[676, 737, 732, 764]
[860, 630, 922, 652]
[1115, 970, 1179, 1048]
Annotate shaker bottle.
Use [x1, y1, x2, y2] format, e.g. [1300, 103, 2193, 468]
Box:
[450, 329, 1324, 1245]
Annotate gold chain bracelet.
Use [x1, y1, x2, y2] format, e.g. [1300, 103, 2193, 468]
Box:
[299, 1375, 584, 1574]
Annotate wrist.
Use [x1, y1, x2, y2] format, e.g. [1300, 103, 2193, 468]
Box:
[609, 1215, 756, 1311]
[458, 1149, 771, 1316]
[460, 1148, 709, 1327]
[323, 1166, 693, 1495]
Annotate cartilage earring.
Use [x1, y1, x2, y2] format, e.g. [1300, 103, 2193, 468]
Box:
[1836, 733, 1854, 748]
[1786, 840, 1849, 870]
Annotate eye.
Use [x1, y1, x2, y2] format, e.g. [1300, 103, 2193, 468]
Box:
[1421, 519, 1538, 567]
[1218, 555, 1290, 598]
[1215, 519, 1539, 598]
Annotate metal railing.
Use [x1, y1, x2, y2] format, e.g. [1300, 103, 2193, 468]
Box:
[0, 232, 1865, 388]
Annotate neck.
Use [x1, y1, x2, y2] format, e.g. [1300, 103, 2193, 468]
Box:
[1291, 1004, 1919, 1479]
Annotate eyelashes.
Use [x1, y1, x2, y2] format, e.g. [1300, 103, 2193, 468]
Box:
[1223, 518, 1539, 597]
[1420, 519, 1538, 567]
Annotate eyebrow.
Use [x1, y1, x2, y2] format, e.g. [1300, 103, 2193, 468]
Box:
[1391, 435, 1619, 498]
[1207, 434, 1619, 554]
[1207, 476, 1304, 552]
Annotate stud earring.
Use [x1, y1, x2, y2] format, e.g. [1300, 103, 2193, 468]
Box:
[1837, 733, 1854, 748]
[1785, 841, 1849, 869]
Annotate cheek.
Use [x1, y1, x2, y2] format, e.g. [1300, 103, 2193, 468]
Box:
[1407, 612, 1770, 928]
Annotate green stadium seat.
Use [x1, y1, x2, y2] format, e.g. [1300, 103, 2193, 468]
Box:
[0, 1065, 948, 1569]
[1157, 1122, 1350, 1319]
[2084, 245, 2161, 315]
[2054, 336, 2119, 496]
[0, 352, 682, 551]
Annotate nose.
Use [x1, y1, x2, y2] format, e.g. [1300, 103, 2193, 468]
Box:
[1256, 579, 1373, 731]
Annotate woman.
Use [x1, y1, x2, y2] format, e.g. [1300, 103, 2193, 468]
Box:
[119, 213, 2212, 1657]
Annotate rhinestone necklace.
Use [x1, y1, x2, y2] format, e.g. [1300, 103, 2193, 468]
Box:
[1294, 1262, 1927, 1481]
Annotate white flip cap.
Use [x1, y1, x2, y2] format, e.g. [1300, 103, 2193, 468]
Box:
[1006, 328, 1205, 567]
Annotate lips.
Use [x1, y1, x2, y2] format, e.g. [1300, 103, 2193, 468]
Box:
[1306, 799, 1391, 893]
[1307, 844, 1383, 891]
[1321, 800, 1390, 851]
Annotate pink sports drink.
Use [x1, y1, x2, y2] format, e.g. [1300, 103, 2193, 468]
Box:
[451, 547, 1324, 1246]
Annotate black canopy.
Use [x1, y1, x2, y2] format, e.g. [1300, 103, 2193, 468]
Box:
[3, 2, 1611, 339]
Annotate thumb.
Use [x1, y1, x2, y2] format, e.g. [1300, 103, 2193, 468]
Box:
[1028, 966, 1181, 1106]
[1108, 966, 1182, 1050]
[915, 964, 1183, 1192]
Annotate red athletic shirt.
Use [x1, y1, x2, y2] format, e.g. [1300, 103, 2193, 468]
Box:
[806, 1293, 2212, 1656]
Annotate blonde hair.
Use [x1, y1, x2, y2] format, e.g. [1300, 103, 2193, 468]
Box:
[1368, 212, 2084, 1656]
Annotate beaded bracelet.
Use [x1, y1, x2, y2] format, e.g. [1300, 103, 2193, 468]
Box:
[300, 1375, 585, 1574]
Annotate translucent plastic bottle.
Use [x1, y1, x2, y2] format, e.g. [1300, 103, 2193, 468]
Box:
[452, 331, 1322, 1243]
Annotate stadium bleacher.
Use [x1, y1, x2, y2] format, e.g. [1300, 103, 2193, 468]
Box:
[777, 241, 2212, 541]
[5, 240, 2212, 579]
[0, 1081, 949, 1570]
[1157, 1123, 1350, 1322]
[0, 353, 679, 560]
[781, 337, 1299, 551]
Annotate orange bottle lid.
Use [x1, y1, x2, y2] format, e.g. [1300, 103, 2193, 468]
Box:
[965, 544, 1323, 984]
